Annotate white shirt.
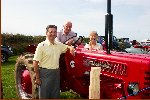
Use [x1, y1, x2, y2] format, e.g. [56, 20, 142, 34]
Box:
[33, 39, 68, 69]
[84, 43, 103, 50]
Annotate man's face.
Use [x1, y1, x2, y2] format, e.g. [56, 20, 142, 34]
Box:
[46, 28, 57, 40]
[63, 23, 72, 34]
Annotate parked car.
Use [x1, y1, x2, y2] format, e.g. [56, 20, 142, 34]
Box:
[125, 46, 150, 54]
[1, 45, 13, 63]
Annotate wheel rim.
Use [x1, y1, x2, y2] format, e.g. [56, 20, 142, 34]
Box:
[21, 70, 32, 94]
[16, 64, 32, 99]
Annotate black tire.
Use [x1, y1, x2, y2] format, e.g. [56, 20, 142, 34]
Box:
[15, 53, 39, 99]
[1, 52, 8, 63]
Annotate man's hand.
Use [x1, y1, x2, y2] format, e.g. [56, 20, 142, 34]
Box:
[65, 38, 74, 46]
[67, 46, 75, 55]
[34, 78, 41, 85]
[33, 61, 41, 85]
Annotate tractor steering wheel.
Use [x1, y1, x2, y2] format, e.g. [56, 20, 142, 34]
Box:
[64, 36, 83, 47]
[72, 36, 83, 47]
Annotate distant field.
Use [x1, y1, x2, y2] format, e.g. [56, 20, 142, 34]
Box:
[1, 55, 81, 99]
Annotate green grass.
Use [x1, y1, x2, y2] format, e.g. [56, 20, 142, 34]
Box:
[1, 56, 18, 99]
[1, 55, 81, 99]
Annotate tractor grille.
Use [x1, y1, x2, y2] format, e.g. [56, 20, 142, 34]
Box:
[83, 57, 127, 76]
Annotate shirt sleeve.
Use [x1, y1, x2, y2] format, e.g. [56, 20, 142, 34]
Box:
[98, 43, 103, 50]
[33, 44, 43, 61]
[73, 32, 77, 37]
[59, 42, 68, 53]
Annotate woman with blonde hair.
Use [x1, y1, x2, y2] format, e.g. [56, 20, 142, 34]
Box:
[84, 31, 103, 50]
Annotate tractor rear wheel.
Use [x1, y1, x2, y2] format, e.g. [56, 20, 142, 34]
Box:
[15, 53, 38, 99]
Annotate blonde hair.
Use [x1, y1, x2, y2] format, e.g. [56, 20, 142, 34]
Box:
[89, 31, 98, 37]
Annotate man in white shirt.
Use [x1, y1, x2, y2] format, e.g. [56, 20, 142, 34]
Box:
[33, 25, 74, 99]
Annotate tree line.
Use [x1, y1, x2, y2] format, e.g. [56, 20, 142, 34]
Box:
[1, 33, 46, 55]
[1, 33, 89, 55]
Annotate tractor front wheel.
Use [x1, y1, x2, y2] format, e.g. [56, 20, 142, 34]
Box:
[15, 53, 38, 99]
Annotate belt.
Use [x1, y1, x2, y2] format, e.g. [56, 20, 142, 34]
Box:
[39, 67, 59, 69]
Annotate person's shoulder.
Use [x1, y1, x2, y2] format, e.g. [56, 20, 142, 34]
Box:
[96, 43, 103, 50]
[97, 43, 102, 46]
[37, 40, 47, 47]
[70, 30, 75, 33]
[70, 31, 77, 36]
[55, 41, 67, 48]
[55, 41, 64, 45]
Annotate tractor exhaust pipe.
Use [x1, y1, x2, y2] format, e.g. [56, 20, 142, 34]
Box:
[105, 0, 113, 54]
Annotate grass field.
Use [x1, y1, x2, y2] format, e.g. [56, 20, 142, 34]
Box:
[1, 55, 81, 99]
[1, 56, 18, 99]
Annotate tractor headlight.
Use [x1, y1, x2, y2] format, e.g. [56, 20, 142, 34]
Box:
[127, 82, 139, 96]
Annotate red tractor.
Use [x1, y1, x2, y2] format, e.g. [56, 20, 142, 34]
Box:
[15, 0, 150, 99]
[15, 42, 150, 99]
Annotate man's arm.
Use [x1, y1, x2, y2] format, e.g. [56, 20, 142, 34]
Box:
[67, 46, 75, 55]
[33, 60, 41, 85]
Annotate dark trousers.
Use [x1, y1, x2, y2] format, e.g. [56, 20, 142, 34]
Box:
[39, 68, 60, 99]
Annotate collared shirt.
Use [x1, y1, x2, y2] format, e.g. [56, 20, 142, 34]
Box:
[55, 29, 77, 43]
[84, 43, 103, 50]
[33, 39, 68, 69]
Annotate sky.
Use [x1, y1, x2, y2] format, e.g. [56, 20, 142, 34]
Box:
[2, 0, 150, 41]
